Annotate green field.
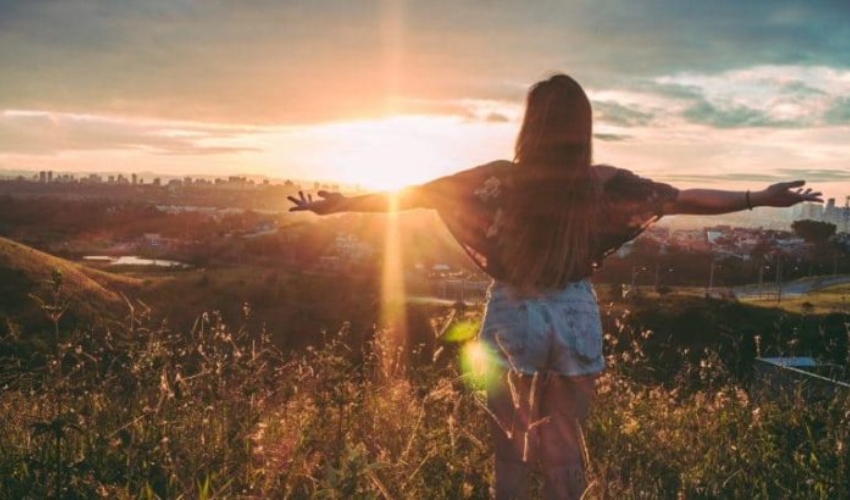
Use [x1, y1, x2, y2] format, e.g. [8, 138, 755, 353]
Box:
[4, 238, 850, 497]
[741, 283, 850, 314]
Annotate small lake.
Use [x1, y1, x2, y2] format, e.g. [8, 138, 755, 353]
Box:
[83, 255, 189, 268]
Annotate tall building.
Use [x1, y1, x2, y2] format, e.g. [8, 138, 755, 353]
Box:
[793, 202, 822, 221]
[825, 198, 837, 221]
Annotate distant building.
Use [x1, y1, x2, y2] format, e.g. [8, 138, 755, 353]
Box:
[795, 202, 822, 221]
[671, 229, 710, 251]
[823, 198, 837, 222]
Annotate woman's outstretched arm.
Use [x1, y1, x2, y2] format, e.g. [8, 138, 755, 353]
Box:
[287, 186, 428, 215]
[665, 180, 823, 215]
[288, 162, 503, 215]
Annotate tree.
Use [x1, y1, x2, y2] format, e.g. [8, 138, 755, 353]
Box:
[791, 219, 836, 245]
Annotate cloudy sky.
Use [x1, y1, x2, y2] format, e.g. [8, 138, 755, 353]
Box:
[1, 0, 849, 198]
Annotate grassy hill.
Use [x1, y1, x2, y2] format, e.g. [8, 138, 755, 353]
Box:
[2, 236, 850, 497]
[0, 236, 143, 336]
[134, 266, 446, 356]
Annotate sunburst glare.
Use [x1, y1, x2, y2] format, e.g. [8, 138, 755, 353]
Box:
[378, 192, 407, 376]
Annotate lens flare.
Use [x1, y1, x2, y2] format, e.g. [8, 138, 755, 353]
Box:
[441, 320, 479, 343]
[459, 340, 496, 390]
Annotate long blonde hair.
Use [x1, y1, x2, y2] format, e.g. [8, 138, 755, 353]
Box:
[497, 74, 598, 291]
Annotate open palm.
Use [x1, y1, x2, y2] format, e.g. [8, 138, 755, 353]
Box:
[287, 190, 346, 215]
[762, 181, 823, 207]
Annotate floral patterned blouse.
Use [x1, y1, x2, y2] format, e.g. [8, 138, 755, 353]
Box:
[417, 160, 679, 283]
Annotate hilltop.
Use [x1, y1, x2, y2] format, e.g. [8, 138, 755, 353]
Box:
[0, 236, 143, 336]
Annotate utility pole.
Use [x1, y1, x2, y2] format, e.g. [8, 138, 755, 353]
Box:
[708, 260, 716, 296]
[835, 252, 839, 277]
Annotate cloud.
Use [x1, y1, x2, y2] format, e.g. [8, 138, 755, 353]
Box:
[776, 167, 850, 182]
[594, 133, 631, 142]
[0, 111, 259, 156]
[655, 66, 850, 129]
[593, 101, 654, 127]
[781, 81, 827, 97]
[823, 97, 850, 125]
[577, 1, 850, 80]
[662, 167, 850, 187]
[682, 99, 791, 128]
[663, 172, 784, 183]
[3, 0, 850, 124]
[393, 98, 520, 123]
[635, 81, 705, 101]
[485, 112, 510, 123]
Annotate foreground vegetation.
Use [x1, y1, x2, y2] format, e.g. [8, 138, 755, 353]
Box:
[2, 294, 850, 499]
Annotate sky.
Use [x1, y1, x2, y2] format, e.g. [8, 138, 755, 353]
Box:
[1, 0, 849, 199]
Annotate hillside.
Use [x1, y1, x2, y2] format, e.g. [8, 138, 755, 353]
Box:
[0, 236, 143, 335]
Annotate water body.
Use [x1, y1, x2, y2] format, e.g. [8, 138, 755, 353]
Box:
[83, 255, 189, 268]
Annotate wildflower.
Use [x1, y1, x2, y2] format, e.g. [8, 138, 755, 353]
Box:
[622, 417, 640, 436]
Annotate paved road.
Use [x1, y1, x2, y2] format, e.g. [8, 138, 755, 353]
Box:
[733, 274, 850, 299]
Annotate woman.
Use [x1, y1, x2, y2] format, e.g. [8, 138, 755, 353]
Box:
[289, 74, 822, 499]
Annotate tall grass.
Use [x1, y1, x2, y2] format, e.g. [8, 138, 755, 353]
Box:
[590, 327, 850, 498]
[0, 305, 493, 499]
[1, 299, 849, 498]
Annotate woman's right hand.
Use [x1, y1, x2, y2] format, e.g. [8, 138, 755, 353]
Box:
[287, 190, 346, 215]
[756, 181, 823, 208]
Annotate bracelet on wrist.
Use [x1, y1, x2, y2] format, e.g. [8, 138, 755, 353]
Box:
[745, 190, 753, 210]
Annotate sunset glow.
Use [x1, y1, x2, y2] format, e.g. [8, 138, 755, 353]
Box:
[294, 116, 467, 191]
[0, 1, 848, 199]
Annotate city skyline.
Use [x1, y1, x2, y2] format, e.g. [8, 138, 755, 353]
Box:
[1, 1, 849, 197]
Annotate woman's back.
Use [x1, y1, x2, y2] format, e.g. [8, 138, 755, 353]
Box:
[419, 160, 679, 292]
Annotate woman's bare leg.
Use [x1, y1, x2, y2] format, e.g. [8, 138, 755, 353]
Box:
[487, 368, 533, 500]
[537, 374, 595, 500]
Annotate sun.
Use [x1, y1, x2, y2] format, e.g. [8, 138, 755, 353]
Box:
[318, 115, 460, 192]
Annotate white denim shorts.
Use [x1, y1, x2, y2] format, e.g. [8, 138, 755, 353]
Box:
[479, 280, 605, 376]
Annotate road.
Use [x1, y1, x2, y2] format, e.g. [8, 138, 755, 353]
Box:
[733, 274, 850, 299]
